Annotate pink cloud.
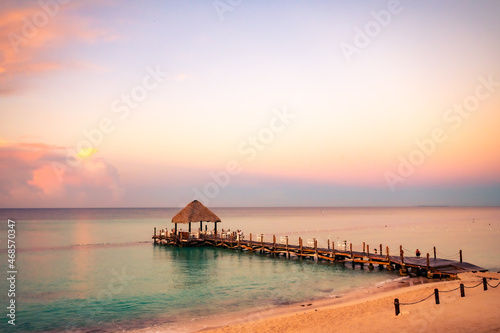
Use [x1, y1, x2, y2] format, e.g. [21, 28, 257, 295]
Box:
[0, 0, 118, 95]
[0, 140, 124, 207]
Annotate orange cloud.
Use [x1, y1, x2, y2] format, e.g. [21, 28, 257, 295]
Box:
[0, 0, 118, 95]
[0, 140, 124, 207]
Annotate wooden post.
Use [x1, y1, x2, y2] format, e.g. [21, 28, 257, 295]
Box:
[199, 221, 202, 232]
[367, 245, 370, 258]
[260, 234, 264, 254]
[273, 235, 276, 256]
[394, 298, 400, 316]
[380, 244, 382, 255]
[250, 233, 253, 248]
[299, 237, 303, 257]
[459, 249, 463, 263]
[328, 239, 330, 250]
[363, 242, 366, 253]
[175, 223, 177, 234]
[331, 239, 335, 261]
[154, 227, 156, 236]
[483, 277, 488, 291]
[386, 246, 390, 261]
[214, 222, 217, 234]
[434, 288, 440, 304]
[427, 253, 430, 271]
[400, 245, 404, 265]
[314, 239, 318, 262]
[460, 283, 465, 297]
[433, 246, 436, 259]
[286, 236, 289, 258]
[189, 222, 191, 233]
[350, 243, 354, 269]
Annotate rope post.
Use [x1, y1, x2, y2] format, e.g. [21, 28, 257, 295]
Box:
[483, 277, 488, 291]
[460, 283, 465, 297]
[427, 253, 430, 271]
[459, 249, 463, 263]
[434, 288, 440, 304]
[394, 298, 400, 316]
[433, 246, 436, 259]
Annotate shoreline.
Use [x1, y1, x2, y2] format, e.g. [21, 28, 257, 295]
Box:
[129, 271, 500, 333]
[129, 274, 439, 333]
[198, 271, 500, 333]
[194, 275, 437, 332]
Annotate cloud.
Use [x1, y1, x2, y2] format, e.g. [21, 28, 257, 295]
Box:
[0, 140, 124, 207]
[0, 0, 118, 95]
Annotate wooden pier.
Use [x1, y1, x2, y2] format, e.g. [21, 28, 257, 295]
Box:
[152, 230, 487, 279]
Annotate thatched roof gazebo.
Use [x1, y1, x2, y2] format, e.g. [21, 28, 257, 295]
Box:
[171, 200, 221, 234]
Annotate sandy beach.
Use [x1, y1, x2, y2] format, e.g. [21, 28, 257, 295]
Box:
[195, 272, 500, 333]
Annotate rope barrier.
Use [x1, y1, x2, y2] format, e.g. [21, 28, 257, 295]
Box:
[439, 286, 461, 293]
[464, 281, 483, 289]
[399, 291, 435, 306]
[397, 280, 488, 309]
[486, 280, 500, 288]
[435, 250, 460, 259]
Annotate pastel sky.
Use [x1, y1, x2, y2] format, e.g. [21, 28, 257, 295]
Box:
[1, 0, 500, 208]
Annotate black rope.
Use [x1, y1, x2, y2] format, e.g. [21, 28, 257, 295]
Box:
[439, 286, 461, 293]
[464, 281, 483, 289]
[486, 280, 500, 288]
[399, 292, 435, 306]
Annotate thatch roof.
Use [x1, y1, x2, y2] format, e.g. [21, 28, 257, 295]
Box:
[171, 200, 221, 224]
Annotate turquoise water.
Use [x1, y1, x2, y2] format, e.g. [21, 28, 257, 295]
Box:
[0, 207, 499, 332]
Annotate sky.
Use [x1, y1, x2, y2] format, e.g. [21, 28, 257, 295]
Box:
[1, 0, 500, 208]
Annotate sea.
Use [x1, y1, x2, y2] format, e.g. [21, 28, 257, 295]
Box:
[0, 207, 499, 332]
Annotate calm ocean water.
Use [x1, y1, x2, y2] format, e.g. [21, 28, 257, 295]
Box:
[0, 207, 499, 332]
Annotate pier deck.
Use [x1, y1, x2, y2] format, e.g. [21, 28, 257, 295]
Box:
[152, 232, 487, 278]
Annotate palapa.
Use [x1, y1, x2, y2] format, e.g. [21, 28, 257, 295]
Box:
[171, 200, 221, 233]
